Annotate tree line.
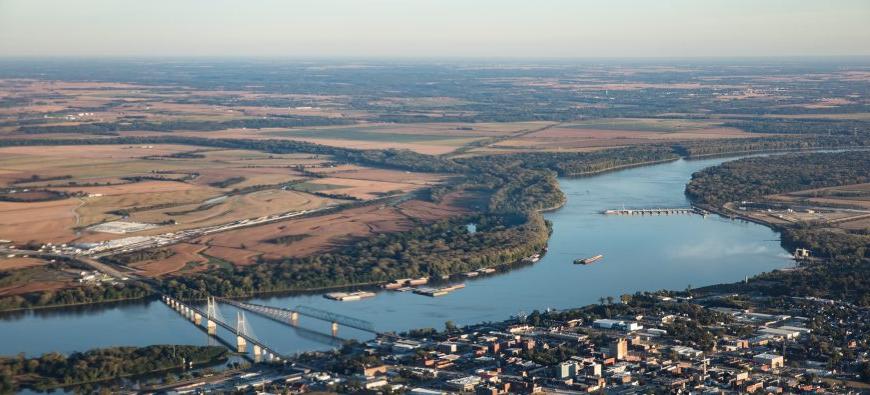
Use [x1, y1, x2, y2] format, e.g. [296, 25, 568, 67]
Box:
[0, 345, 227, 392]
[676, 135, 870, 158]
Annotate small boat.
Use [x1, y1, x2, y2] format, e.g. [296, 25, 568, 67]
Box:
[574, 254, 604, 265]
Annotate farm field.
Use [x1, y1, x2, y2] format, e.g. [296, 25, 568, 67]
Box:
[126, 243, 210, 278]
[0, 144, 445, 246]
[111, 122, 556, 155]
[0, 257, 50, 271]
[0, 198, 82, 244]
[0, 79, 349, 126]
[0, 262, 76, 298]
[258, 122, 549, 155]
[479, 118, 762, 153]
[154, 191, 483, 270]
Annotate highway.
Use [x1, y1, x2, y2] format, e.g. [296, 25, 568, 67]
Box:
[0, 247, 132, 280]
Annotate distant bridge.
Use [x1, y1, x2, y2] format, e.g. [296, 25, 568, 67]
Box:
[296, 305, 377, 333]
[603, 207, 699, 216]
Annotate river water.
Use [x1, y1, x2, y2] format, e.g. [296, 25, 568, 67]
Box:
[0, 157, 792, 357]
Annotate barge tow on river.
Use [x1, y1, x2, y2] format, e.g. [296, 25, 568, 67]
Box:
[574, 254, 604, 265]
[324, 291, 377, 301]
[413, 283, 466, 297]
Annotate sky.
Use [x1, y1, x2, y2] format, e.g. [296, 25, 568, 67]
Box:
[1, 0, 869, 58]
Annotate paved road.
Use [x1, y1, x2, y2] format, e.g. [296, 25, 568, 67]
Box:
[0, 247, 131, 280]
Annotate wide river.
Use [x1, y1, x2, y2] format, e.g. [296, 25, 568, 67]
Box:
[0, 156, 792, 357]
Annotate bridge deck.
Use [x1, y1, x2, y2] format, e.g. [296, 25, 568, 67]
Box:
[219, 298, 377, 333]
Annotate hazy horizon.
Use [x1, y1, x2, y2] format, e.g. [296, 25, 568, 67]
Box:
[2, 0, 869, 59]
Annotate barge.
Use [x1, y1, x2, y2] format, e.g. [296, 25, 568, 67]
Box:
[324, 291, 376, 301]
[413, 283, 466, 297]
[574, 254, 604, 265]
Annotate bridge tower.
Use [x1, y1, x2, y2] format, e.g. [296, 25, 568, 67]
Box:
[235, 311, 248, 353]
[205, 296, 218, 335]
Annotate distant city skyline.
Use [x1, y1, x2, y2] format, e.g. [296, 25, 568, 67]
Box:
[1, 0, 869, 58]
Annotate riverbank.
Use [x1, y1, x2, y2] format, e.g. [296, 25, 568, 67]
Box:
[683, 145, 868, 160]
[561, 157, 680, 177]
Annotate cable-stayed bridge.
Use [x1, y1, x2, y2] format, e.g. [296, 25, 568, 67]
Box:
[162, 295, 285, 363]
[162, 295, 379, 362]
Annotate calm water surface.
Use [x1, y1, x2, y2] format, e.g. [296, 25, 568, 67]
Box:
[0, 157, 792, 357]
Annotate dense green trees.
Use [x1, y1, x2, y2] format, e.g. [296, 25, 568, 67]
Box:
[0, 345, 227, 392]
[460, 146, 678, 177]
[0, 283, 150, 312]
[783, 227, 869, 261]
[725, 119, 870, 136]
[686, 151, 870, 205]
[102, 249, 175, 266]
[677, 136, 869, 158]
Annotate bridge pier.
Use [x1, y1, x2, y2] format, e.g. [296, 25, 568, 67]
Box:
[331, 321, 339, 337]
[206, 319, 217, 335]
[236, 336, 247, 353]
[290, 311, 299, 326]
[253, 345, 262, 362]
[193, 312, 202, 325]
[265, 351, 280, 363]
